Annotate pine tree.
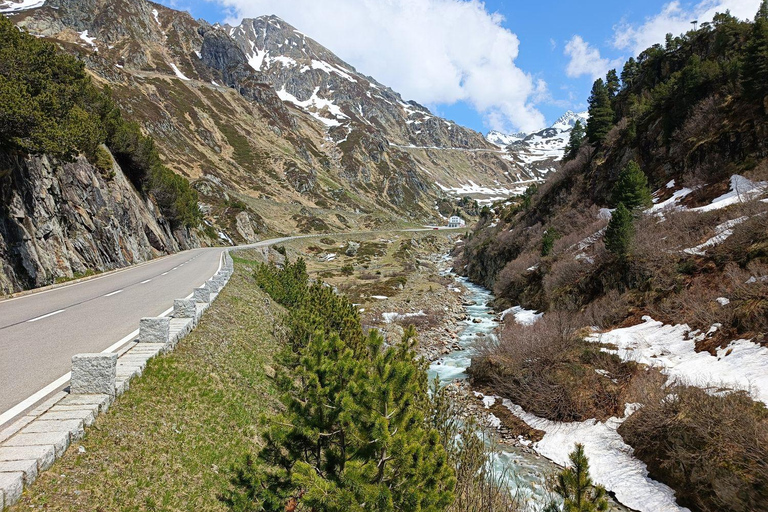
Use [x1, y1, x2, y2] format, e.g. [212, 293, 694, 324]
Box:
[620, 57, 639, 88]
[554, 444, 609, 512]
[612, 160, 653, 210]
[586, 79, 614, 144]
[563, 120, 586, 161]
[227, 264, 455, 512]
[742, 0, 768, 101]
[604, 203, 634, 258]
[605, 69, 620, 98]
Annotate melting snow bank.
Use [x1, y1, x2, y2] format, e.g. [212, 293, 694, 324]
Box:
[588, 316, 768, 406]
[501, 400, 690, 512]
[499, 305, 542, 325]
[693, 174, 767, 212]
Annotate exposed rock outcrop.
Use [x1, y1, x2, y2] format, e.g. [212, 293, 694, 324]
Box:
[0, 151, 197, 294]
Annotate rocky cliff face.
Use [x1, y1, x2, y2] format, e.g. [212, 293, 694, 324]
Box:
[6, 0, 547, 233]
[0, 151, 197, 294]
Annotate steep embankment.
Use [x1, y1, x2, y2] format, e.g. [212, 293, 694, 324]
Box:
[0, 153, 195, 293]
[458, 10, 768, 512]
[0, 14, 200, 293]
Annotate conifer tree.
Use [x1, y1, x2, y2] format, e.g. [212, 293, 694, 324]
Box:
[554, 444, 609, 512]
[620, 57, 639, 88]
[611, 160, 653, 210]
[228, 264, 455, 511]
[604, 203, 634, 258]
[742, 0, 768, 101]
[586, 79, 614, 144]
[605, 69, 620, 98]
[563, 120, 586, 161]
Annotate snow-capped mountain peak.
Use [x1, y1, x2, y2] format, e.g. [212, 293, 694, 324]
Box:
[487, 130, 527, 147]
[551, 110, 589, 132]
[485, 110, 589, 169]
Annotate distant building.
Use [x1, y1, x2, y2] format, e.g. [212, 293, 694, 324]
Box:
[448, 216, 466, 228]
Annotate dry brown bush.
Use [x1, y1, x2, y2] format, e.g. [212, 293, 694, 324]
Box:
[493, 251, 540, 302]
[470, 311, 637, 422]
[543, 257, 593, 309]
[619, 385, 768, 512]
[393, 309, 444, 331]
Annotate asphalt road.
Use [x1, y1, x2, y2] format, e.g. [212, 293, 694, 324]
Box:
[0, 229, 454, 428]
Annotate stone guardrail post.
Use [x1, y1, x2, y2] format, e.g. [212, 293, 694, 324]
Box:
[173, 299, 196, 318]
[207, 279, 221, 294]
[193, 286, 211, 303]
[139, 317, 171, 344]
[70, 353, 117, 396]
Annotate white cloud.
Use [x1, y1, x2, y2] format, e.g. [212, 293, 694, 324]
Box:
[613, 0, 762, 55]
[212, 0, 546, 133]
[564, 35, 624, 80]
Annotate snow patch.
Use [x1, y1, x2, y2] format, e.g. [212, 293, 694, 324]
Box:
[500, 306, 542, 325]
[588, 316, 768, 406]
[503, 400, 689, 512]
[693, 175, 767, 212]
[683, 216, 748, 255]
[0, 0, 45, 12]
[78, 30, 97, 50]
[169, 63, 190, 81]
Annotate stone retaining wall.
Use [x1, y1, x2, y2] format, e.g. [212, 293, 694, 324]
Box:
[0, 252, 235, 509]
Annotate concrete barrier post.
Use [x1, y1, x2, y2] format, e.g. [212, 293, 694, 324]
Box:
[71, 353, 117, 396]
[139, 317, 171, 344]
[207, 280, 221, 294]
[193, 286, 211, 303]
[173, 299, 196, 318]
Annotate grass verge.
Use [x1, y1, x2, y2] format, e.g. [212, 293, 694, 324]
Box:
[12, 258, 281, 512]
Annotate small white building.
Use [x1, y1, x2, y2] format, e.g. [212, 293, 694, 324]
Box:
[448, 216, 466, 228]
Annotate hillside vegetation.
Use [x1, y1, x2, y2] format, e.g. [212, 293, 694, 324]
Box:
[0, 15, 200, 228]
[459, 5, 768, 512]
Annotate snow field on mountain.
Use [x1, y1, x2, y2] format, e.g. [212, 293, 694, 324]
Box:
[0, 0, 45, 13]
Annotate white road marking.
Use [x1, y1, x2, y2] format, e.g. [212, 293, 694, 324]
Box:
[27, 309, 66, 323]
[104, 290, 123, 297]
[0, 372, 71, 426]
[140, 279, 152, 284]
[161, 272, 169, 276]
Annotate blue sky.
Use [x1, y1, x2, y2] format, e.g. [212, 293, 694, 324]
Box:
[158, 0, 761, 134]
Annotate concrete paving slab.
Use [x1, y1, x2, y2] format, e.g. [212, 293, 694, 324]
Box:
[0, 472, 23, 509]
[4, 432, 70, 458]
[38, 408, 96, 427]
[22, 419, 84, 436]
[0, 445, 56, 472]
[0, 459, 38, 485]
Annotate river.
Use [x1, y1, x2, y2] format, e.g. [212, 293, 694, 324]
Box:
[427, 274, 630, 511]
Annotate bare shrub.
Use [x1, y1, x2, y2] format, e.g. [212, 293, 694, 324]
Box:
[543, 257, 593, 309]
[393, 309, 444, 331]
[619, 385, 768, 512]
[581, 289, 631, 329]
[493, 251, 540, 302]
[470, 311, 637, 422]
[430, 384, 528, 512]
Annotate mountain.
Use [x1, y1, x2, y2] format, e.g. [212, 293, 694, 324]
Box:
[4, 0, 553, 237]
[486, 130, 526, 147]
[485, 111, 588, 174]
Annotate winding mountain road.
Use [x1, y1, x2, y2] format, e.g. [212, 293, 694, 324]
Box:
[0, 236, 304, 428]
[0, 229, 450, 429]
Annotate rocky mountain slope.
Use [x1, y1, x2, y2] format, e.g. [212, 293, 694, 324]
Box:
[4, 0, 553, 238]
[0, 152, 197, 293]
